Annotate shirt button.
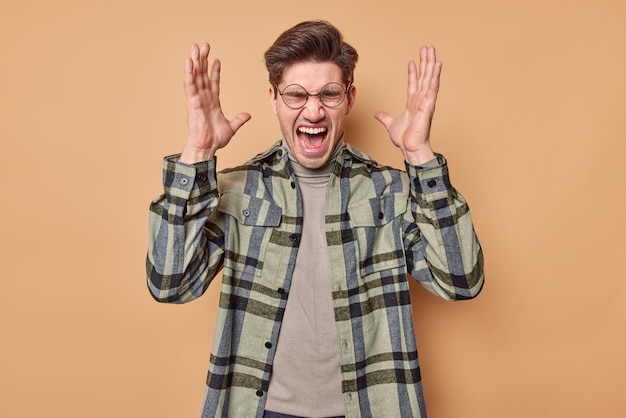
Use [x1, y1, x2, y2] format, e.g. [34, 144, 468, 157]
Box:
[179, 178, 188, 186]
[243, 209, 250, 217]
[289, 234, 297, 242]
[277, 288, 285, 295]
[197, 175, 207, 182]
[291, 181, 296, 189]
[427, 179, 437, 188]
[378, 212, 384, 219]
[265, 342, 273, 349]
[256, 390, 264, 397]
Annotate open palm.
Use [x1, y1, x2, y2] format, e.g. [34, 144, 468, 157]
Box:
[181, 43, 251, 163]
[375, 46, 441, 165]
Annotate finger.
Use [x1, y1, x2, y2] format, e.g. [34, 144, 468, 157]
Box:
[210, 59, 221, 95]
[425, 46, 442, 96]
[430, 61, 442, 95]
[184, 57, 197, 96]
[199, 43, 210, 89]
[419, 46, 435, 94]
[429, 45, 437, 62]
[407, 60, 418, 97]
[190, 43, 200, 72]
[229, 112, 252, 133]
[189, 43, 204, 90]
[374, 111, 394, 131]
[417, 46, 427, 92]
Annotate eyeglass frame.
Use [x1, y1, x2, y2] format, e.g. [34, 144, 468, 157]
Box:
[277, 82, 352, 109]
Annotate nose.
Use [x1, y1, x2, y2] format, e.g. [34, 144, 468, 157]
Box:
[302, 95, 324, 120]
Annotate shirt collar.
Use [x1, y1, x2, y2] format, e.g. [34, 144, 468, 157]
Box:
[252, 137, 376, 168]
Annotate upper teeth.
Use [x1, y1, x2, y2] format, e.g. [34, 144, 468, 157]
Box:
[299, 127, 326, 135]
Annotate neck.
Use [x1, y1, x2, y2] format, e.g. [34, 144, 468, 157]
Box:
[282, 137, 344, 179]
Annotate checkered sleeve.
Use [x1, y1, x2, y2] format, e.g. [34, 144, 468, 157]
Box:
[403, 154, 484, 300]
[146, 155, 225, 303]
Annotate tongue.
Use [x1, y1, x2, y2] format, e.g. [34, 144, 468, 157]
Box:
[306, 134, 324, 148]
[301, 132, 325, 152]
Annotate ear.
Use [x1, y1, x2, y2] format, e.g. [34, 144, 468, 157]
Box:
[269, 86, 278, 115]
[345, 84, 357, 115]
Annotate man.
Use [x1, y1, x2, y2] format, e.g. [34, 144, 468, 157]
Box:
[147, 20, 484, 418]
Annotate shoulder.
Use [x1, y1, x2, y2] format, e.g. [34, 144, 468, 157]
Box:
[344, 143, 408, 176]
[216, 141, 287, 195]
[341, 144, 409, 197]
[344, 144, 404, 173]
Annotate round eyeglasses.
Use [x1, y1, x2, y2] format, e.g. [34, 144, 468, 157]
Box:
[278, 82, 350, 109]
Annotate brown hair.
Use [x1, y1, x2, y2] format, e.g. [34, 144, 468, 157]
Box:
[264, 20, 358, 95]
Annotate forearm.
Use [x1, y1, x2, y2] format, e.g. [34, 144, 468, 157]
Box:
[403, 154, 484, 300]
[146, 155, 224, 303]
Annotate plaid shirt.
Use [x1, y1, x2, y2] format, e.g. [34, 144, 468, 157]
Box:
[147, 141, 484, 418]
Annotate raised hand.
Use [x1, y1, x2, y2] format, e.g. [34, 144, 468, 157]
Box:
[374, 46, 441, 165]
[180, 43, 251, 163]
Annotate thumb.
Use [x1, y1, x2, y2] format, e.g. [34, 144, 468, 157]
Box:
[374, 111, 393, 131]
[229, 112, 252, 133]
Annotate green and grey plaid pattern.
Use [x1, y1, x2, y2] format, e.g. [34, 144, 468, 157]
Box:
[147, 141, 484, 418]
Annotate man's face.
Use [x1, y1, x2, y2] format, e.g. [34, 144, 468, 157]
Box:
[270, 61, 356, 169]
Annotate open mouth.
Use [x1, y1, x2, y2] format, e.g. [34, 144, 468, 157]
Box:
[297, 126, 328, 154]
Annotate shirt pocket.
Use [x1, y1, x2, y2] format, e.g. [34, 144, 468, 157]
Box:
[348, 193, 407, 277]
[217, 191, 282, 277]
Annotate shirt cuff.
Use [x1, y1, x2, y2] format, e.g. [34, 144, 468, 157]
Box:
[162, 154, 217, 199]
[405, 153, 458, 202]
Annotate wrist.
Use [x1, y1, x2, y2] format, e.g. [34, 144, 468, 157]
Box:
[403, 147, 436, 166]
[179, 144, 215, 164]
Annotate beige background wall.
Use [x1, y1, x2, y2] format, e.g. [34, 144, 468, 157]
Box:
[2, 0, 625, 417]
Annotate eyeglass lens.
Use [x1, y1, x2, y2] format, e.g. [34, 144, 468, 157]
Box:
[281, 83, 346, 109]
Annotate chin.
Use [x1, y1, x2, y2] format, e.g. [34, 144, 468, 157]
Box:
[295, 153, 330, 169]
